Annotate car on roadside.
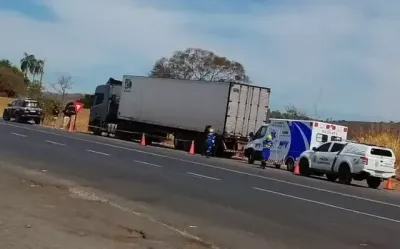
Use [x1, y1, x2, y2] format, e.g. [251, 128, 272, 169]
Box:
[297, 141, 396, 189]
[2, 98, 42, 124]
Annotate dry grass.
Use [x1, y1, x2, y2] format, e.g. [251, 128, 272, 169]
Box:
[0, 97, 89, 132]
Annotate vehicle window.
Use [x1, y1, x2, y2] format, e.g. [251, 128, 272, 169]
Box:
[10, 101, 17, 106]
[316, 133, 328, 142]
[254, 126, 267, 139]
[94, 93, 104, 105]
[23, 101, 38, 107]
[331, 136, 342, 142]
[330, 143, 345, 152]
[370, 148, 393, 157]
[316, 142, 331, 152]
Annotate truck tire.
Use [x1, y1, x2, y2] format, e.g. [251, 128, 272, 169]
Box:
[338, 163, 352, 185]
[248, 150, 255, 164]
[286, 158, 295, 172]
[326, 173, 338, 182]
[34, 118, 41, 125]
[366, 177, 381, 189]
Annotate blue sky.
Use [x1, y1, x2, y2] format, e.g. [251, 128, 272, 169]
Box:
[1, 0, 400, 121]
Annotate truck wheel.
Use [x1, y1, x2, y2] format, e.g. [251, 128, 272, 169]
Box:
[338, 164, 352, 185]
[326, 173, 338, 182]
[286, 158, 295, 172]
[34, 118, 41, 125]
[15, 113, 22, 123]
[366, 177, 381, 189]
[299, 158, 310, 177]
[248, 150, 255, 164]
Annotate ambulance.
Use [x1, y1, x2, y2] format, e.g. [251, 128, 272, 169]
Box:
[244, 119, 348, 172]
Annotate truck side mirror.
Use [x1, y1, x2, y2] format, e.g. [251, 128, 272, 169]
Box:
[248, 132, 254, 139]
[7, 103, 11, 107]
[312, 147, 317, 151]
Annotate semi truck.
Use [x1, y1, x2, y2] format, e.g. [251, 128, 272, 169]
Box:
[88, 75, 271, 157]
[244, 118, 348, 171]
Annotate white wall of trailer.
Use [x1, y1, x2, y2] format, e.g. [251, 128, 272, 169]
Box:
[225, 84, 270, 138]
[118, 76, 231, 133]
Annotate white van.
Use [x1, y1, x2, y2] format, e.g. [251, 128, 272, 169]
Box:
[244, 119, 348, 171]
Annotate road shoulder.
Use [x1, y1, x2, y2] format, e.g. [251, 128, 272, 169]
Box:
[0, 163, 214, 249]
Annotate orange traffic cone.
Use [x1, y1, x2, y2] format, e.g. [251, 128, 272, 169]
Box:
[140, 133, 146, 146]
[384, 178, 394, 190]
[294, 161, 300, 175]
[188, 140, 195, 155]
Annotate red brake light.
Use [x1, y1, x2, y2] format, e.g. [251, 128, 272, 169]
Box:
[331, 125, 336, 130]
[343, 127, 348, 132]
[326, 125, 330, 129]
[360, 156, 368, 165]
[314, 122, 318, 127]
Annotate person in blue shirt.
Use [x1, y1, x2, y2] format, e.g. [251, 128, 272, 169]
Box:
[261, 134, 273, 169]
[205, 128, 216, 158]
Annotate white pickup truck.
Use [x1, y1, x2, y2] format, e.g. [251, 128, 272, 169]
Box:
[298, 141, 396, 189]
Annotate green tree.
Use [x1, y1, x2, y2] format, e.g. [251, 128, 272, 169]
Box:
[78, 94, 94, 109]
[149, 48, 250, 82]
[270, 106, 311, 120]
[26, 81, 45, 100]
[20, 53, 36, 80]
[34, 59, 45, 86]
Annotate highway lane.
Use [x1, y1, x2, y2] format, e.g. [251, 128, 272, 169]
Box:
[1, 121, 400, 249]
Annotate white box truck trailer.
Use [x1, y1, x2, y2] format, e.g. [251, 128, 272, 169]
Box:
[89, 76, 271, 157]
[244, 119, 348, 171]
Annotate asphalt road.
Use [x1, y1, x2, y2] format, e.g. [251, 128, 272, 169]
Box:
[1, 120, 400, 249]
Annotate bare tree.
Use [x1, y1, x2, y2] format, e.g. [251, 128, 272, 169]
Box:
[51, 75, 73, 106]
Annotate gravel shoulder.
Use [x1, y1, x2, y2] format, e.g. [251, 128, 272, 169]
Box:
[0, 163, 213, 249]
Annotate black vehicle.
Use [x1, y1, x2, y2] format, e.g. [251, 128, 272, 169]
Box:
[2, 98, 42, 124]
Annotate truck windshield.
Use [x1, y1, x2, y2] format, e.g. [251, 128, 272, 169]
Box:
[94, 93, 104, 105]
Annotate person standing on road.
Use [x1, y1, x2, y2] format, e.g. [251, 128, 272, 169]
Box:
[51, 105, 60, 129]
[205, 128, 216, 158]
[202, 125, 212, 155]
[62, 102, 76, 130]
[261, 134, 273, 168]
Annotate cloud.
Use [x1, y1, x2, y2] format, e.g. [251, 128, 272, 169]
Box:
[0, 0, 399, 121]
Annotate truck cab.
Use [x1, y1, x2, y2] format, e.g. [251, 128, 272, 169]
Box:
[88, 78, 122, 134]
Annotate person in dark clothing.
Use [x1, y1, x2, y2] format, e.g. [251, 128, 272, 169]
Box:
[62, 102, 76, 129]
[51, 105, 60, 128]
[202, 125, 212, 155]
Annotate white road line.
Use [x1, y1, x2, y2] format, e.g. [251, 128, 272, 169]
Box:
[45, 140, 65, 146]
[11, 132, 27, 137]
[187, 172, 221, 181]
[86, 149, 110, 156]
[2, 122, 400, 209]
[134, 160, 163, 168]
[252, 187, 400, 224]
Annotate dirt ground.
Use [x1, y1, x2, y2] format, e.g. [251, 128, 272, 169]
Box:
[0, 163, 214, 249]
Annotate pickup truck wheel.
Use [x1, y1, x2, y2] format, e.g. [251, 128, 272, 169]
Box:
[299, 158, 310, 177]
[326, 174, 338, 182]
[366, 177, 381, 189]
[2, 111, 10, 121]
[338, 164, 352, 185]
[248, 151, 255, 164]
